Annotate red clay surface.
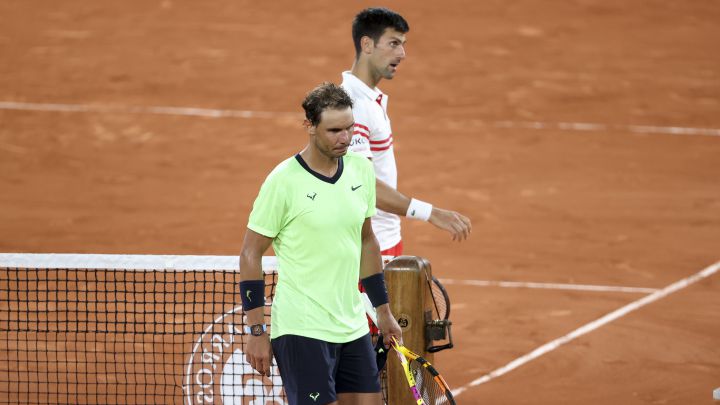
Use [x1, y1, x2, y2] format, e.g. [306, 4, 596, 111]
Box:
[1, 1, 719, 404]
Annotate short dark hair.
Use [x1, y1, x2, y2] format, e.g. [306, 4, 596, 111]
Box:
[352, 8, 409, 57]
[302, 82, 354, 127]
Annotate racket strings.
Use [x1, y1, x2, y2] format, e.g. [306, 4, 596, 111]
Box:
[408, 359, 453, 405]
[428, 277, 450, 320]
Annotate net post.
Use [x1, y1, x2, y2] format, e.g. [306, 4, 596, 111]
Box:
[384, 255, 433, 404]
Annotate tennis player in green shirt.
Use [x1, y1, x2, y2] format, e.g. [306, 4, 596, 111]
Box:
[239, 82, 402, 405]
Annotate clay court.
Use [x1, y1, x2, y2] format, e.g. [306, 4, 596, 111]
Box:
[1, 0, 719, 404]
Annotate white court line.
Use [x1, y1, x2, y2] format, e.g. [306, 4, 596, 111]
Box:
[494, 120, 720, 137]
[2, 100, 720, 137]
[0, 101, 299, 120]
[451, 260, 720, 398]
[439, 278, 658, 294]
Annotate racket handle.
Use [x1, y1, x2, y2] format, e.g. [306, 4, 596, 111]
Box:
[361, 292, 378, 325]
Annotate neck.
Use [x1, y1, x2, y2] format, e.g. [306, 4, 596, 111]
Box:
[350, 58, 381, 89]
[299, 146, 339, 177]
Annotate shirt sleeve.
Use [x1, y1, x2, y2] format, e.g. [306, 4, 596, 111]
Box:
[247, 172, 286, 238]
[349, 104, 373, 158]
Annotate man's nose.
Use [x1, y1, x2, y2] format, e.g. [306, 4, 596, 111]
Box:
[340, 129, 352, 143]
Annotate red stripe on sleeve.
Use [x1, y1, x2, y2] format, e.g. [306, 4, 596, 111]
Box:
[370, 141, 393, 152]
[369, 134, 393, 145]
[354, 123, 370, 132]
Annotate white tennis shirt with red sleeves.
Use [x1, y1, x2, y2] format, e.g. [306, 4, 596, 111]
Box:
[341, 71, 401, 251]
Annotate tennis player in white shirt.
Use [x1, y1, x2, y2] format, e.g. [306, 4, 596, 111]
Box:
[342, 7, 472, 256]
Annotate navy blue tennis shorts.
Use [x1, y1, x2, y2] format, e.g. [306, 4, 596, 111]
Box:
[271, 333, 381, 405]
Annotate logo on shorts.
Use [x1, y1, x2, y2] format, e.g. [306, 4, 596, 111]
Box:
[183, 304, 287, 404]
[309, 392, 320, 402]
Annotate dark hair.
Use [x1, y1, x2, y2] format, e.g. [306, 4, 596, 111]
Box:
[302, 82, 354, 127]
[352, 8, 409, 57]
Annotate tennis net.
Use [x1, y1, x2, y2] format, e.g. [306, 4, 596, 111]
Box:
[0, 254, 293, 404]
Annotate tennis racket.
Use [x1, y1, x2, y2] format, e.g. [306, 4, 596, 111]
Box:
[390, 336, 456, 405]
[429, 276, 450, 321]
[426, 276, 454, 353]
[362, 292, 456, 404]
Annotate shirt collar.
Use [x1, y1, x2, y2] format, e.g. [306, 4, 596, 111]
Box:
[342, 71, 385, 102]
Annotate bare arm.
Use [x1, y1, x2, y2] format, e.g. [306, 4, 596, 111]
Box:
[360, 218, 402, 346]
[239, 229, 274, 376]
[359, 217, 384, 279]
[375, 177, 411, 216]
[375, 177, 473, 242]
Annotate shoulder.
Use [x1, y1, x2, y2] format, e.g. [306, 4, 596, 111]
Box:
[348, 94, 375, 134]
[342, 85, 371, 113]
[340, 72, 361, 92]
[268, 155, 295, 175]
[341, 81, 361, 99]
[344, 151, 374, 171]
[340, 73, 370, 105]
[349, 97, 372, 116]
[263, 156, 298, 186]
[340, 73, 376, 121]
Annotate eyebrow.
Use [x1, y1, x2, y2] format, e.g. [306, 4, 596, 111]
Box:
[327, 122, 355, 131]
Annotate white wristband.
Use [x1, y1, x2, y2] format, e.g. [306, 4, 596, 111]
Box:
[406, 198, 433, 221]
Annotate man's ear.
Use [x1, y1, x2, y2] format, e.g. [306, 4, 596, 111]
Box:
[361, 36, 374, 55]
[303, 119, 315, 134]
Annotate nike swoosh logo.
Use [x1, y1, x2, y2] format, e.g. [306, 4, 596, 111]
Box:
[351, 185, 362, 191]
[246, 290, 252, 301]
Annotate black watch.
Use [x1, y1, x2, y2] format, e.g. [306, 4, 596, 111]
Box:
[244, 323, 267, 336]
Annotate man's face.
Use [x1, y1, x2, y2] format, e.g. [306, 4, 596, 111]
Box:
[310, 107, 354, 159]
[369, 28, 407, 80]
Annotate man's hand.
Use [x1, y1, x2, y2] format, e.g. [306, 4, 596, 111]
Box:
[429, 207, 472, 241]
[376, 304, 402, 348]
[245, 334, 273, 377]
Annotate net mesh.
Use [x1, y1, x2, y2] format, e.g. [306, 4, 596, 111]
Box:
[0, 254, 396, 404]
[0, 254, 279, 404]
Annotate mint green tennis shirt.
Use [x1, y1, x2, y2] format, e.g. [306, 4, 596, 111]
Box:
[247, 151, 377, 343]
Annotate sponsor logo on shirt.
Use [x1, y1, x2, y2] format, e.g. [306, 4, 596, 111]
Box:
[350, 137, 368, 147]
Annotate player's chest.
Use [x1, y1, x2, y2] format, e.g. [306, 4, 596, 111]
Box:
[290, 178, 369, 230]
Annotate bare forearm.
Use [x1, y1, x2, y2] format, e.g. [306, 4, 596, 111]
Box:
[239, 250, 263, 281]
[241, 251, 272, 378]
[376, 178, 410, 215]
[376, 178, 473, 241]
[359, 217, 383, 279]
[239, 230, 273, 326]
[376, 179, 432, 221]
[239, 252, 265, 325]
[359, 234, 383, 279]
